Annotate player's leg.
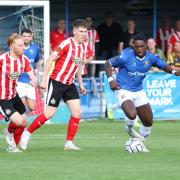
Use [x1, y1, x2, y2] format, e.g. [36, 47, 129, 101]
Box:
[19, 78, 61, 150]
[63, 84, 81, 150]
[136, 103, 153, 141]
[134, 90, 152, 152]
[1, 96, 26, 152]
[116, 89, 140, 138]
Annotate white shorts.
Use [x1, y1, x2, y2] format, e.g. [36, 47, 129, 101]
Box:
[16, 82, 36, 100]
[116, 89, 149, 107]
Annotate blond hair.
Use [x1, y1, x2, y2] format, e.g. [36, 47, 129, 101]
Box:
[7, 33, 23, 47]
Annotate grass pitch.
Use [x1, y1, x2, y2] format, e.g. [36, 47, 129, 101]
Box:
[0, 119, 180, 180]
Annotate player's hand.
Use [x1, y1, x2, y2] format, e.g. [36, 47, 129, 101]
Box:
[40, 79, 47, 91]
[109, 81, 120, 90]
[79, 84, 86, 94]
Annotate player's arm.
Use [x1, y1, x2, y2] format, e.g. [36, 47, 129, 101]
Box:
[76, 64, 86, 94]
[153, 55, 180, 76]
[104, 56, 121, 90]
[41, 53, 58, 90]
[27, 70, 37, 87]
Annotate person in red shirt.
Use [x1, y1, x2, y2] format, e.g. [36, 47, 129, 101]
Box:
[19, 19, 88, 151]
[50, 19, 70, 51]
[0, 34, 36, 152]
[156, 17, 174, 55]
[168, 19, 180, 56]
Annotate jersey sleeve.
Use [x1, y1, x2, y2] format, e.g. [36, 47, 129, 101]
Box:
[52, 40, 69, 58]
[24, 57, 33, 72]
[152, 54, 167, 69]
[108, 53, 126, 68]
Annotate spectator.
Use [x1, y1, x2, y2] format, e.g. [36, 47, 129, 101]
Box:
[85, 16, 100, 77]
[50, 19, 70, 51]
[167, 41, 180, 71]
[167, 18, 180, 56]
[97, 11, 123, 73]
[119, 19, 137, 53]
[156, 17, 174, 55]
[147, 37, 167, 71]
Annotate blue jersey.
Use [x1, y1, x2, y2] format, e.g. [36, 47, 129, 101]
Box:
[18, 43, 40, 83]
[109, 50, 167, 92]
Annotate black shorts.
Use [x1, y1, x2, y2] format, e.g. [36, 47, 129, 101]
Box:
[0, 94, 26, 119]
[46, 78, 80, 107]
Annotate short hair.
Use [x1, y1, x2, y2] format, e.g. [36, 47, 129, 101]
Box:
[72, 19, 88, 29]
[21, 28, 32, 35]
[7, 33, 23, 47]
[133, 33, 146, 42]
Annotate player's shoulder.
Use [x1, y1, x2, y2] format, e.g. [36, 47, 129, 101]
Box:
[30, 43, 40, 49]
[121, 48, 134, 58]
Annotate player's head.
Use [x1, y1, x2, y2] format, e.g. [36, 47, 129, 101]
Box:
[7, 33, 25, 56]
[104, 11, 114, 26]
[127, 19, 136, 31]
[133, 33, 147, 58]
[147, 37, 156, 51]
[21, 28, 33, 46]
[72, 19, 88, 44]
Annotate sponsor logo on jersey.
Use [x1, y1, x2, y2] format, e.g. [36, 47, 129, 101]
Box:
[8, 72, 20, 80]
[73, 57, 82, 64]
[128, 71, 146, 77]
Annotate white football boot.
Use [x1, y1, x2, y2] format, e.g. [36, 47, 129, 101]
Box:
[125, 125, 141, 139]
[7, 146, 22, 153]
[19, 130, 31, 150]
[3, 128, 16, 148]
[64, 141, 81, 151]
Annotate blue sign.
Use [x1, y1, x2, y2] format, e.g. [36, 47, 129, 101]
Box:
[104, 72, 180, 120]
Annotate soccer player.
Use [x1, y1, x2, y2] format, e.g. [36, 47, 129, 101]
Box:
[19, 19, 88, 151]
[16, 28, 41, 112]
[104, 33, 180, 152]
[0, 34, 36, 152]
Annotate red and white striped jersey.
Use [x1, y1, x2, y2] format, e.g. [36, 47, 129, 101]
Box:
[156, 27, 174, 54]
[0, 52, 32, 100]
[168, 31, 180, 47]
[86, 28, 100, 56]
[51, 37, 87, 85]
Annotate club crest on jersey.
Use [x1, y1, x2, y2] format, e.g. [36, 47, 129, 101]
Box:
[144, 60, 149, 66]
[29, 49, 34, 54]
[73, 57, 82, 64]
[8, 72, 20, 80]
[5, 109, 11, 115]
[50, 98, 56, 105]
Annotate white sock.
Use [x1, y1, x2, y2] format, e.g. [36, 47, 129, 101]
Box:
[139, 125, 151, 141]
[125, 116, 138, 128]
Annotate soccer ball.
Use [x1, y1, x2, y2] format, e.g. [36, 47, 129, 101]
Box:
[125, 138, 143, 153]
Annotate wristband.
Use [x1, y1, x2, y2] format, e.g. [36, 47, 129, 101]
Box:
[172, 70, 177, 75]
[108, 77, 114, 82]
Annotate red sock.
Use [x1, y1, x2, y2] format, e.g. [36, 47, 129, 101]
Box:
[28, 113, 48, 134]
[13, 125, 26, 145]
[66, 116, 80, 141]
[8, 121, 18, 133]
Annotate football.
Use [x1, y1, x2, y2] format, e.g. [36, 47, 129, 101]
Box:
[125, 138, 143, 153]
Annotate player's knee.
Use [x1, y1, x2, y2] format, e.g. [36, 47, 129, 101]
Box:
[14, 118, 26, 127]
[126, 111, 137, 120]
[71, 109, 81, 118]
[44, 110, 55, 119]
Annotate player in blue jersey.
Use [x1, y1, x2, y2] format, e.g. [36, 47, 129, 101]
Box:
[105, 33, 180, 152]
[16, 29, 41, 112]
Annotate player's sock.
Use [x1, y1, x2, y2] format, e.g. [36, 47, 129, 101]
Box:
[66, 116, 80, 141]
[125, 116, 137, 128]
[139, 124, 152, 141]
[28, 113, 48, 134]
[13, 125, 26, 145]
[8, 121, 19, 133]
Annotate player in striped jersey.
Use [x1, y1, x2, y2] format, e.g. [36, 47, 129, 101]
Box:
[19, 19, 88, 151]
[0, 34, 36, 152]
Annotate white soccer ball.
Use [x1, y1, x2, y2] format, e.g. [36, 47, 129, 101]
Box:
[125, 138, 143, 153]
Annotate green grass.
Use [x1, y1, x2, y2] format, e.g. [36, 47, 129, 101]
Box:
[0, 119, 180, 180]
